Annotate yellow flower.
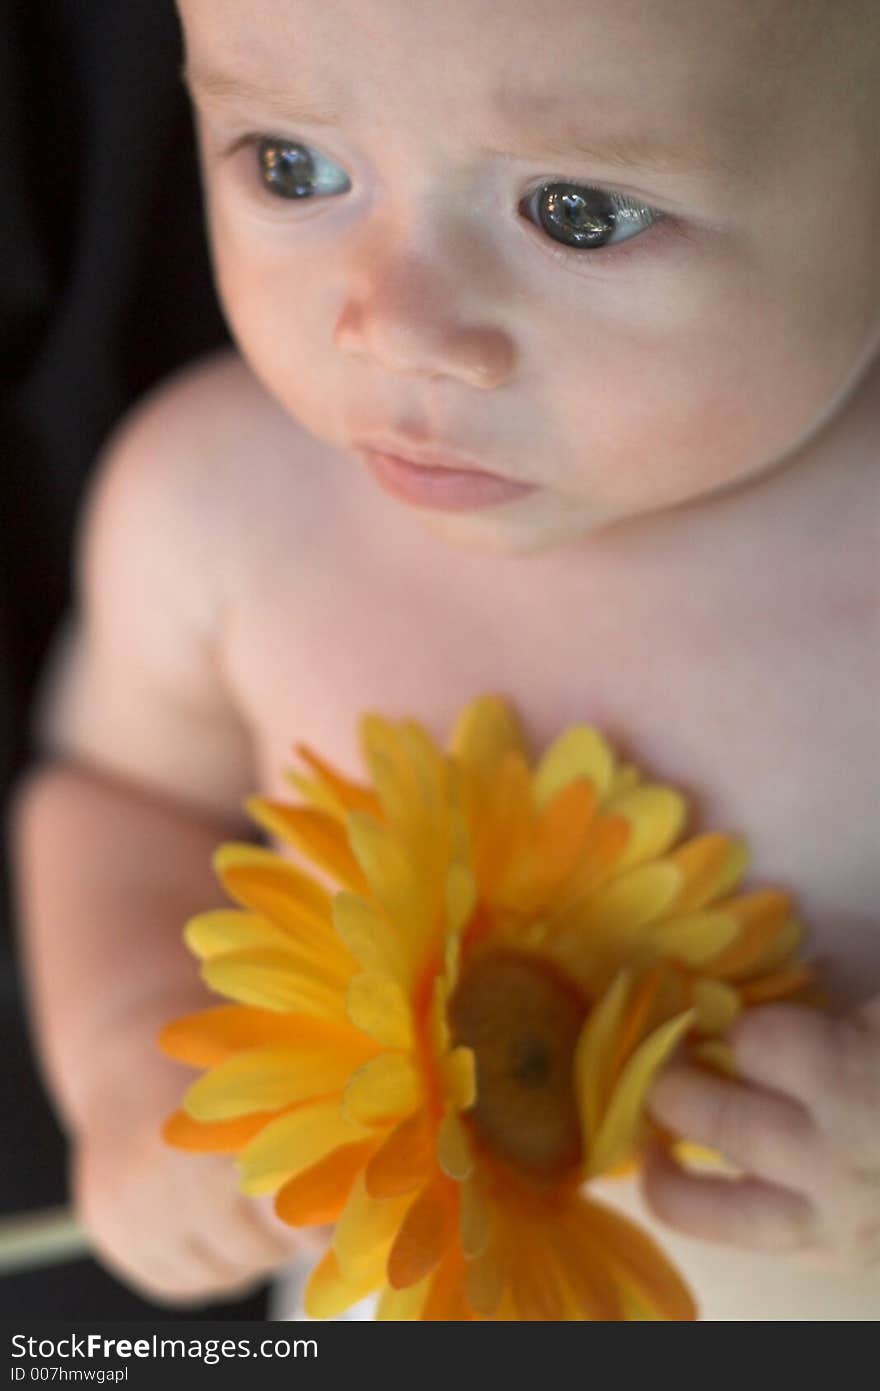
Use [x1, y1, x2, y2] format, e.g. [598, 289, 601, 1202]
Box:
[160, 696, 814, 1320]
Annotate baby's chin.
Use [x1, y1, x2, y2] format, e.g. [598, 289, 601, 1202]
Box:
[410, 490, 619, 557]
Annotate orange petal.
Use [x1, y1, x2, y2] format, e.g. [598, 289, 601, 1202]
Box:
[496, 780, 597, 913]
[293, 743, 380, 816]
[387, 1174, 459, 1290]
[575, 1199, 696, 1321]
[245, 798, 369, 894]
[161, 1109, 277, 1152]
[474, 751, 533, 899]
[464, 1235, 507, 1316]
[157, 1005, 330, 1067]
[704, 890, 792, 980]
[552, 814, 631, 908]
[274, 1141, 375, 1226]
[739, 962, 815, 1004]
[508, 1237, 569, 1321]
[421, 1246, 473, 1321]
[550, 1218, 623, 1320]
[607, 965, 668, 1083]
[364, 1112, 435, 1199]
[666, 833, 749, 913]
[212, 845, 350, 971]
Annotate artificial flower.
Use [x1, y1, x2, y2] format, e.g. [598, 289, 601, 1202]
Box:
[160, 696, 814, 1320]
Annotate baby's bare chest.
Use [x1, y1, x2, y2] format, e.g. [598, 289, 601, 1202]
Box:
[221, 458, 878, 1004]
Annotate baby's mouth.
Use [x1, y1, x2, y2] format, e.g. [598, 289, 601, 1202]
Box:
[356, 446, 537, 513]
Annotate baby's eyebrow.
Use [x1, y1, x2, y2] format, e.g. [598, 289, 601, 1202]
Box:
[186, 66, 735, 180]
[487, 84, 738, 179]
[185, 67, 342, 126]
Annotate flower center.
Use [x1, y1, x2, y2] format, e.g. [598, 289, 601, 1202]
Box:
[449, 951, 586, 1180]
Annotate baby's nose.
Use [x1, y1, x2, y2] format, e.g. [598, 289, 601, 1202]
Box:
[333, 251, 516, 390]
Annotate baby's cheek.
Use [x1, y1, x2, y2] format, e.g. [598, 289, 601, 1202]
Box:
[556, 315, 844, 516]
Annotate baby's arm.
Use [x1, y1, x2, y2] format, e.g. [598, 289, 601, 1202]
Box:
[9, 371, 301, 1303]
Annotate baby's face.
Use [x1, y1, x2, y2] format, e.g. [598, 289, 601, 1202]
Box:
[178, 0, 879, 552]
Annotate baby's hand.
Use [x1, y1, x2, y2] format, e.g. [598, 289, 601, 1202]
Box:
[643, 998, 880, 1271]
[71, 1091, 321, 1306]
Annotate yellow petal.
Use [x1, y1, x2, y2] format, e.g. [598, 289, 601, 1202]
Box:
[376, 1276, 431, 1320]
[576, 862, 683, 938]
[587, 1010, 694, 1177]
[332, 892, 412, 985]
[346, 813, 434, 961]
[245, 798, 368, 894]
[343, 1053, 422, 1125]
[183, 910, 292, 961]
[182, 1038, 371, 1120]
[360, 716, 424, 833]
[303, 1248, 381, 1320]
[442, 1046, 477, 1111]
[603, 786, 687, 872]
[238, 1098, 368, 1195]
[450, 695, 528, 777]
[670, 1140, 730, 1174]
[459, 1178, 492, 1258]
[691, 979, 741, 1035]
[533, 726, 615, 807]
[445, 862, 477, 936]
[649, 911, 740, 967]
[333, 1171, 411, 1280]
[201, 948, 350, 1023]
[690, 1039, 737, 1076]
[436, 1108, 474, 1180]
[574, 970, 632, 1142]
[346, 973, 414, 1050]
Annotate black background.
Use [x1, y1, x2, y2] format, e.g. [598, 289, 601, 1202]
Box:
[0, 0, 270, 1318]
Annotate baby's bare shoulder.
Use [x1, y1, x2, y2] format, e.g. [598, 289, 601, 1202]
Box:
[40, 350, 323, 814]
[86, 348, 323, 608]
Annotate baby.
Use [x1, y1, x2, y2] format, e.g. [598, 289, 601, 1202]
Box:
[10, 0, 880, 1319]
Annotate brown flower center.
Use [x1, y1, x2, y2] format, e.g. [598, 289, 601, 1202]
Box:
[448, 952, 586, 1180]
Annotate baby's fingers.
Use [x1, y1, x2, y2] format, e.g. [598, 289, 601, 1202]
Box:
[648, 1063, 825, 1195]
[642, 1145, 817, 1252]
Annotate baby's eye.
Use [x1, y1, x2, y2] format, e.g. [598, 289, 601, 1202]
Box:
[256, 137, 351, 199]
[520, 181, 661, 251]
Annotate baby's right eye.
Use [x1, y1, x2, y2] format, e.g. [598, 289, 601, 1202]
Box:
[256, 137, 351, 199]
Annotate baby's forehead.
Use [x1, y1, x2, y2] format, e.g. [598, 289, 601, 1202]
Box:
[179, 0, 865, 165]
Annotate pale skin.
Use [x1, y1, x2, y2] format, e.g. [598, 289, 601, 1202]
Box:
[9, 0, 880, 1315]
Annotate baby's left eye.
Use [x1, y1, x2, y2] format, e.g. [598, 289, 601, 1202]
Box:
[256, 137, 351, 199]
[520, 181, 661, 251]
